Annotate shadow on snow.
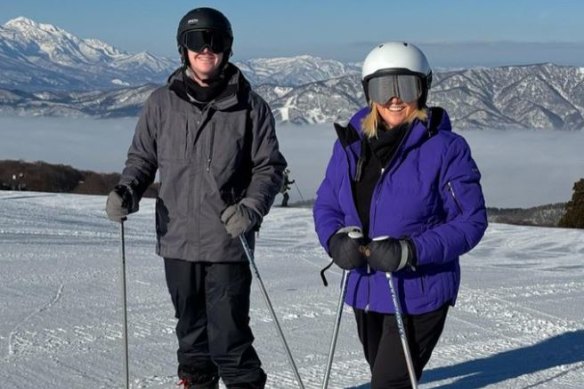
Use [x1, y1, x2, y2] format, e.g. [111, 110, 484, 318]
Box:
[345, 330, 584, 389]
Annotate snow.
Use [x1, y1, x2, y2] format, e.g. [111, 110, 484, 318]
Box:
[1, 115, 584, 387]
[112, 79, 131, 87]
[0, 191, 583, 389]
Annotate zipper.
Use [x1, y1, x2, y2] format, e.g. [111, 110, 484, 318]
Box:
[364, 268, 370, 312]
[366, 132, 408, 312]
[185, 123, 190, 158]
[370, 130, 409, 234]
[206, 123, 216, 172]
[340, 140, 362, 229]
[364, 262, 373, 313]
[447, 181, 464, 214]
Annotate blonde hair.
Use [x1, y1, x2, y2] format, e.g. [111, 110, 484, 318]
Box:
[361, 103, 428, 138]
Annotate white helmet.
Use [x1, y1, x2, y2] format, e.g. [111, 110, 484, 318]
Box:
[362, 42, 432, 105]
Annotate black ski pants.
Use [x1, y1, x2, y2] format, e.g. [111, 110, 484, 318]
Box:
[281, 192, 290, 207]
[164, 258, 266, 388]
[353, 304, 449, 389]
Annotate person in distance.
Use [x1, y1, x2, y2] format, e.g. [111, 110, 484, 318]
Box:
[279, 168, 295, 207]
[105, 7, 286, 389]
[313, 41, 488, 388]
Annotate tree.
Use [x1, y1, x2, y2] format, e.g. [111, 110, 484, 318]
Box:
[558, 178, 584, 228]
[0, 160, 159, 197]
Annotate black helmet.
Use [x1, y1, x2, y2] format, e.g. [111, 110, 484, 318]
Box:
[176, 7, 233, 55]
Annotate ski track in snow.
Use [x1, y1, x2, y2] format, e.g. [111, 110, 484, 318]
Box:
[1, 192, 583, 388]
[6, 283, 64, 358]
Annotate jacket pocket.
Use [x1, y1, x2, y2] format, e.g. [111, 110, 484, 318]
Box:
[206, 126, 246, 191]
[446, 181, 464, 215]
[402, 273, 426, 299]
[158, 113, 189, 161]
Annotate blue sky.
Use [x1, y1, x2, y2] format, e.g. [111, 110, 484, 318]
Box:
[1, 0, 584, 67]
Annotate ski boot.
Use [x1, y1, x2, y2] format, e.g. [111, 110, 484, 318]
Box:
[177, 376, 219, 389]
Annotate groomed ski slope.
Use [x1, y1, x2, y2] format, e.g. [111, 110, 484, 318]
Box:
[0, 191, 583, 388]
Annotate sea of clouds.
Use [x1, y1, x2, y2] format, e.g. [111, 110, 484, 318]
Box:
[1, 117, 583, 208]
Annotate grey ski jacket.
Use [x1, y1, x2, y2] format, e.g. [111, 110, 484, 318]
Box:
[119, 65, 287, 262]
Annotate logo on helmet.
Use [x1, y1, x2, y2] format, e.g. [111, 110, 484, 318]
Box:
[187, 18, 199, 25]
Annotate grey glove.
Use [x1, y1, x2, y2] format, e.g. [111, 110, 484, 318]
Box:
[105, 185, 138, 222]
[221, 203, 260, 238]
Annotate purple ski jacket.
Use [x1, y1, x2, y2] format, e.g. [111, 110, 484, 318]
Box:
[313, 107, 487, 315]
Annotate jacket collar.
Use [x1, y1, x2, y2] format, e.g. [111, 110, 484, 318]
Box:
[339, 106, 452, 150]
[168, 63, 249, 111]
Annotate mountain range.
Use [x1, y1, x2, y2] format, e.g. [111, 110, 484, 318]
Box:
[1, 17, 584, 130]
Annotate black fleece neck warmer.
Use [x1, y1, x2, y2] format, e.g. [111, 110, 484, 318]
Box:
[183, 67, 230, 103]
[369, 122, 409, 167]
[352, 122, 410, 237]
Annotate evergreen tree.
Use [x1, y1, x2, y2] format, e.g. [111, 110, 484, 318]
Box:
[559, 178, 584, 228]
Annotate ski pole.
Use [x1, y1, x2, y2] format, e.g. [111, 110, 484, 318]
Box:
[322, 270, 348, 389]
[387, 273, 418, 389]
[293, 182, 305, 202]
[119, 218, 130, 389]
[239, 235, 305, 389]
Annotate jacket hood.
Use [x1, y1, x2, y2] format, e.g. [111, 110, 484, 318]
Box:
[349, 106, 452, 135]
[331, 106, 453, 183]
[336, 106, 451, 150]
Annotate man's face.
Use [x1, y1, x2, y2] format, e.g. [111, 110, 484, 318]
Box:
[187, 48, 224, 81]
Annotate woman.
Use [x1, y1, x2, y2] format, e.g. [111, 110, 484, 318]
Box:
[313, 42, 487, 388]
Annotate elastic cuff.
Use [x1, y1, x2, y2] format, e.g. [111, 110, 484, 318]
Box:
[398, 240, 409, 270]
[336, 226, 363, 238]
[405, 239, 418, 268]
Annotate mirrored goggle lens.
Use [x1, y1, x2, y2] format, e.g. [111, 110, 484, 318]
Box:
[183, 30, 228, 53]
[368, 75, 422, 104]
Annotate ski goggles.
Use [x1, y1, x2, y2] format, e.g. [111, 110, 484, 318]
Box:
[182, 30, 231, 53]
[366, 74, 423, 105]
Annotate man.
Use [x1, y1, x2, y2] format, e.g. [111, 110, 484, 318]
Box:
[105, 7, 286, 389]
[280, 169, 295, 207]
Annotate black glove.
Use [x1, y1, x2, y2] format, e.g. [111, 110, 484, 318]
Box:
[365, 236, 416, 273]
[328, 227, 367, 270]
[221, 202, 260, 238]
[105, 185, 138, 222]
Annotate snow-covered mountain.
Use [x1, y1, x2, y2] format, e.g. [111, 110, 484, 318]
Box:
[236, 55, 360, 86]
[0, 17, 357, 92]
[0, 17, 177, 90]
[3, 63, 584, 129]
[266, 63, 584, 129]
[0, 84, 156, 118]
[431, 64, 584, 130]
[2, 17, 584, 129]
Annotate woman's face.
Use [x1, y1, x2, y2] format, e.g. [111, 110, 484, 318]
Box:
[187, 48, 224, 82]
[375, 97, 417, 129]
